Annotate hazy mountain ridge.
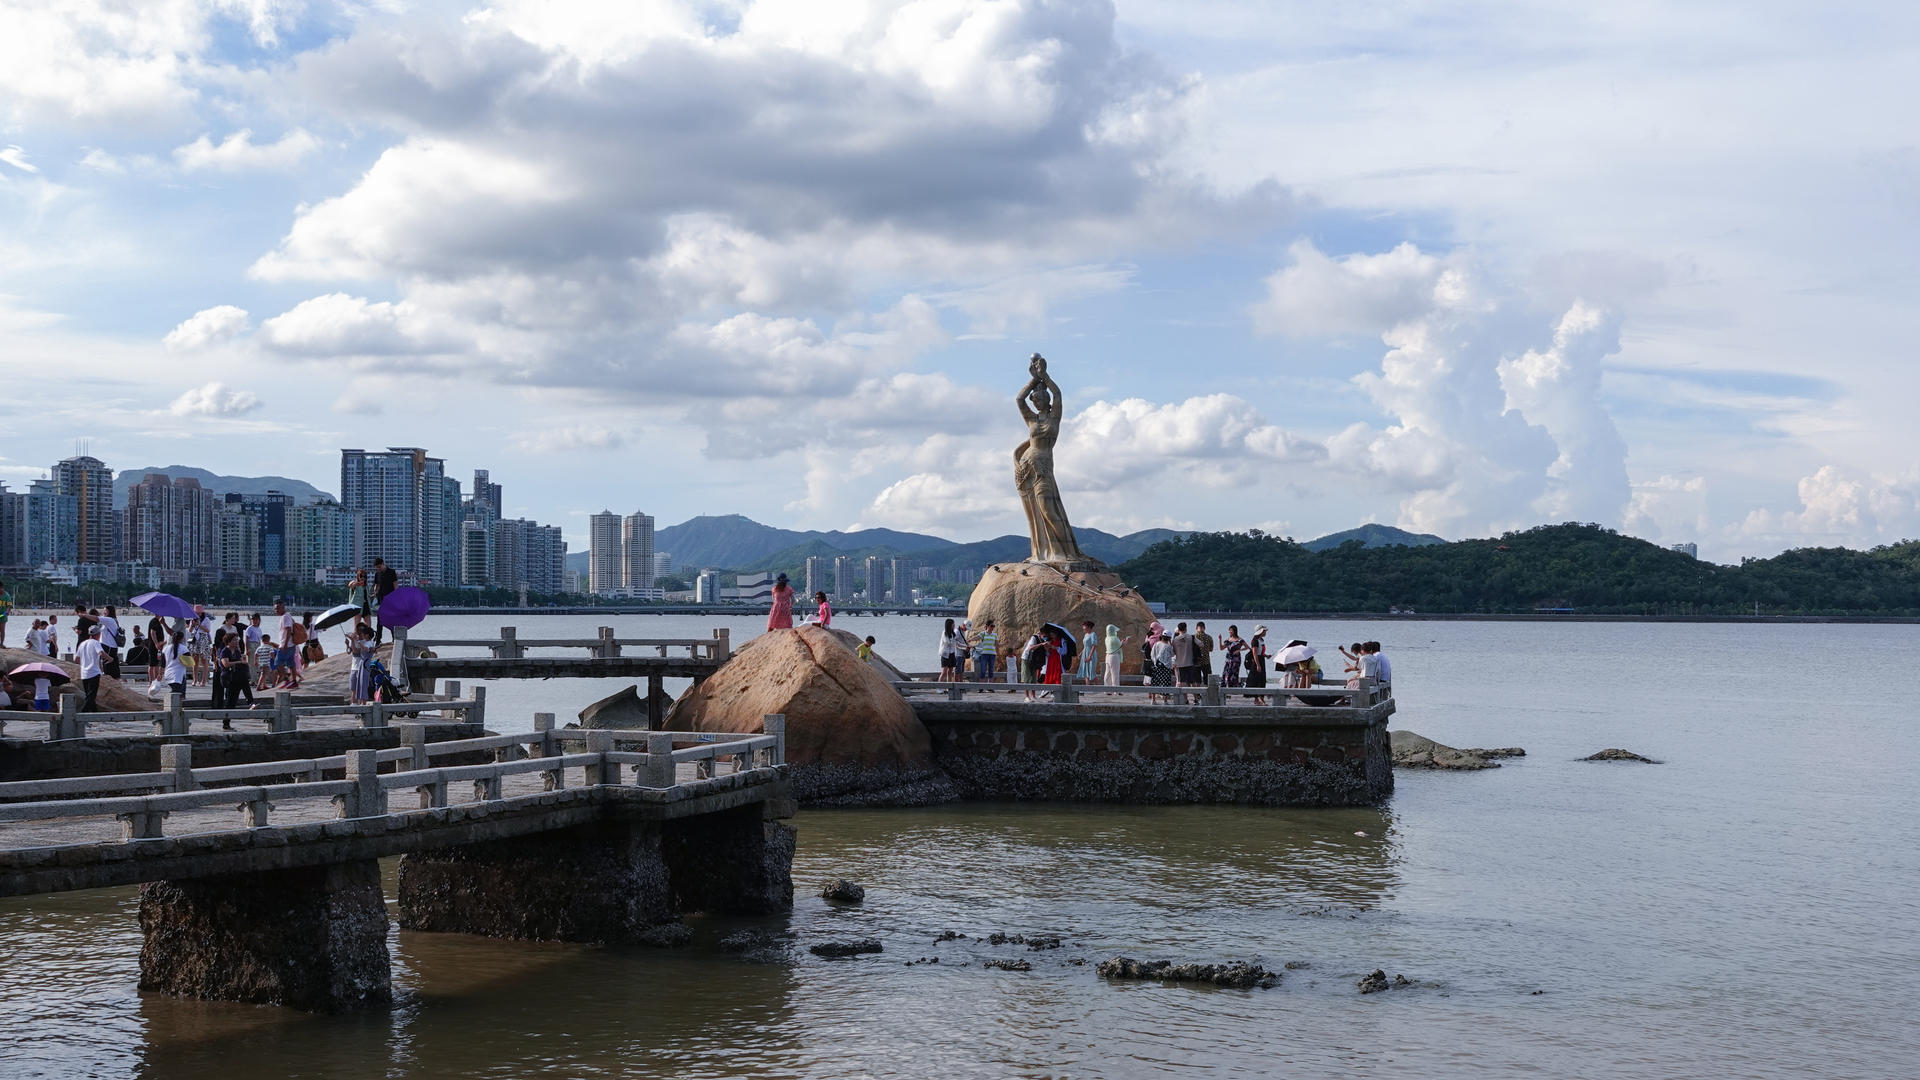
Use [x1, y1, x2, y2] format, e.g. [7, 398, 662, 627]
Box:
[1300, 523, 1447, 551]
[112, 466, 333, 507]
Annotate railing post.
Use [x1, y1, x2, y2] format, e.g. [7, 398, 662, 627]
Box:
[468, 685, 486, 730]
[338, 748, 385, 818]
[585, 729, 614, 786]
[497, 626, 521, 659]
[644, 732, 676, 787]
[763, 714, 786, 766]
[57, 693, 82, 741]
[272, 690, 295, 734]
[120, 808, 167, 840]
[442, 679, 461, 704]
[160, 743, 196, 792]
[166, 692, 187, 736]
[713, 628, 731, 662]
[947, 681, 962, 701]
[1357, 677, 1377, 708]
[1204, 674, 1223, 707]
[533, 712, 554, 757]
[366, 701, 387, 730]
[399, 723, 429, 771]
[598, 626, 621, 658]
[1060, 671, 1077, 704]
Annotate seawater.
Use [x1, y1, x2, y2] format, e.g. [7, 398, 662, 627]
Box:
[3, 616, 1917, 1079]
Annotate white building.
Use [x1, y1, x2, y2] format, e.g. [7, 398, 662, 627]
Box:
[588, 510, 622, 595]
[621, 511, 655, 592]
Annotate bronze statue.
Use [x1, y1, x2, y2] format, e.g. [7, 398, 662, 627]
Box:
[1014, 354, 1100, 569]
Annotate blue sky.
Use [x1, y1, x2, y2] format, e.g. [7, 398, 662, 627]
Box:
[3, 0, 1918, 562]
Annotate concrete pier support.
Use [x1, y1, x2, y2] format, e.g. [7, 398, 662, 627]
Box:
[137, 860, 391, 1012]
[395, 820, 677, 943]
[662, 803, 797, 915]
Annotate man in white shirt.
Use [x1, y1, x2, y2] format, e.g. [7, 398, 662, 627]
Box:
[245, 613, 263, 651]
[1371, 642, 1392, 687]
[76, 625, 105, 712]
[276, 601, 295, 650]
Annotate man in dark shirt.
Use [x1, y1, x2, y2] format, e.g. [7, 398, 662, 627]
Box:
[372, 557, 399, 644]
[1193, 621, 1215, 681]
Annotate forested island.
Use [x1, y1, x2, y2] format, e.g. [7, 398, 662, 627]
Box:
[1115, 523, 1920, 616]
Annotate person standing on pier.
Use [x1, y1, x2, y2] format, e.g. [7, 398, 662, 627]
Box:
[974, 620, 999, 681]
[372, 557, 398, 644]
[347, 569, 372, 634]
[1221, 626, 1246, 687]
[162, 627, 188, 701]
[1171, 622, 1198, 701]
[1193, 622, 1215, 684]
[1245, 628, 1270, 703]
[0, 579, 11, 648]
[813, 591, 832, 627]
[767, 573, 795, 630]
[1103, 624, 1126, 686]
[76, 624, 104, 712]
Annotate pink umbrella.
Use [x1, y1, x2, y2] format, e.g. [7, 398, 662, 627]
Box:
[8, 662, 70, 686]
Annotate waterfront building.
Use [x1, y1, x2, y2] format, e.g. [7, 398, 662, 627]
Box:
[833, 555, 852, 603]
[654, 551, 673, 584]
[286, 499, 366, 582]
[25, 479, 78, 568]
[471, 469, 502, 522]
[622, 511, 655, 592]
[215, 501, 263, 584]
[0, 483, 24, 568]
[340, 448, 451, 583]
[233, 491, 294, 576]
[588, 511, 622, 595]
[864, 555, 882, 602]
[459, 519, 491, 588]
[804, 555, 827, 598]
[53, 455, 115, 565]
[695, 569, 720, 604]
[889, 557, 911, 604]
[122, 474, 219, 574]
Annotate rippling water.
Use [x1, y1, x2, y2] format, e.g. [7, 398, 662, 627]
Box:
[3, 617, 1918, 1078]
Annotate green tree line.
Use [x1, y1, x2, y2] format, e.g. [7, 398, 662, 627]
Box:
[1114, 523, 1920, 615]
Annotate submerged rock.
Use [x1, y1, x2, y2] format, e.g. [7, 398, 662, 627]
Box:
[1095, 957, 1279, 990]
[984, 958, 1032, 972]
[638, 923, 692, 948]
[1583, 748, 1660, 763]
[988, 932, 1063, 950]
[819, 879, 866, 904]
[810, 938, 883, 958]
[717, 929, 779, 953]
[1357, 969, 1390, 993]
[1462, 747, 1526, 758]
[1389, 730, 1498, 770]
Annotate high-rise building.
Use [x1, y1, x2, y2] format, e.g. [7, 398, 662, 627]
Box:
[695, 570, 720, 604]
[286, 499, 366, 581]
[340, 448, 450, 582]
[491, 518, 565, 595]
[459, 519, 491, 588]
[0, 483, 25, 568]
[123, 473, 218, 573]
[653, 551, 673, 584]
[889, 557, 912, 604]
[53, 455, 114, 565]
[1670, 542, 1698, 559]
[588, 510, 622, 595]
[864, 555, 882, 601]
[231, 491, 295, 576]
[621, 511, 655, 591]
[833, 555, 852, 603]
[26, 478, 77, 567]
[804, 555, 827, 598]
[471, 469, 502, 522]
[215, 502, 261, 583]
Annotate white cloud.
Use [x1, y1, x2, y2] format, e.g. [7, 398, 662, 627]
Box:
[512, 426, 625, 454]
[0, 146, 39, 174]
[258, 294, 456, 357]
[174, 129, 322, 172]
[167, 381, 262, 417]
[1252, 241, 1452, 338]
[1736, 466, 1920, 550]
[163, 305, 250, 350]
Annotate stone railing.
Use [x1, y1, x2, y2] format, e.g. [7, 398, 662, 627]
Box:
[408, 626, 731, 662]
[0, 686, 488, 742]
[892, 674, 1387, 709]
[0, 715, 786, 842]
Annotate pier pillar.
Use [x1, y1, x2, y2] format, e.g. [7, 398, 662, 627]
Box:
[395, 820, 676, 943]
[137, 859, 391, 1013]
[661, 802, 797, 916]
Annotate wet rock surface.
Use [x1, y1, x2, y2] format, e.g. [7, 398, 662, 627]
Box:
[1358, 969, 1418, 993]
[820, 879, 867, 903]
[985, 958, 1032, 972]
[1584, 748, 1660, 763]
[810, 938, 884, 958]
[1095, 956, 1279, 990]
[1462, 747, 1526, 758]
[638, 923, 693, 948]
[987, 931, 1063, 950]
[1389, 730, 1498, 770]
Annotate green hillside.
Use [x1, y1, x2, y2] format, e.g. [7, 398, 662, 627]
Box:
[1117, 523, 1920, 614]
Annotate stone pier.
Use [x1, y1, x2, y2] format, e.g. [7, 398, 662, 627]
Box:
[396, 800, 797, 943]
[137, 860, 391, 1013]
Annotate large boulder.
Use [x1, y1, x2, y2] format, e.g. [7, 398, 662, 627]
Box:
[1389, 730, 1498, 770]
[667, 624, 954, 806]
[579, 685, 650, 730]
[965, 563, 1156, 676]
[0, 647, 152, 711]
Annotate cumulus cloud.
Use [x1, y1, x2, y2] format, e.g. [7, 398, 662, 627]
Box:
[163, 305, 251, 350]
[512, 426, 625, 454]
[1737, 466, 1920, 549]
[174, 129, 321, 172]
[1497, 301, 1629, 523]
[258, 294, 456, 357]
[1062, 393, 1325, 492]
[167, 381, 262, 417]
[1251, 240, 1454, 337]
[1625, 474, 1709, 544]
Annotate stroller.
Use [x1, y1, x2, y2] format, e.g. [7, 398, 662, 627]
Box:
[367, 656, 407, 704]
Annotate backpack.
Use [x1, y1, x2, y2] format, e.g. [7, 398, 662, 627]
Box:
[290, 623, 309, 644]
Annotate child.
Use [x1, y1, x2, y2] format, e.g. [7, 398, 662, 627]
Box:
[255, 635, 278, 691]
[857, 636, 875, 663]
[32, 675, 53, 712]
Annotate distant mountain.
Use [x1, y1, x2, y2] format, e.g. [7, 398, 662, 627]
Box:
[113, 466, 332, 507]
[1302, 523, 1447, 551]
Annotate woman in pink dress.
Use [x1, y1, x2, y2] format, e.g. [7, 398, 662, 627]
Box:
[812, 591, 832, 627]
[766, 573, 795, 630]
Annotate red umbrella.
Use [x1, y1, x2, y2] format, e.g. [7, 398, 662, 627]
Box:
[8, 662, 70, 686]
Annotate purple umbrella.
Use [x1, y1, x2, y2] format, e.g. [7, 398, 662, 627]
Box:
[130, 591, 197, 621]
[378, 586, 431, 630]
[8, 662, 70, 686]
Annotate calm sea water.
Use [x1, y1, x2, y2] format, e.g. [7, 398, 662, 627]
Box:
[3, 615, 1917, 1079]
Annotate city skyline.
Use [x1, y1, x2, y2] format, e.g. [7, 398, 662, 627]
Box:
[2, 3, 1916, 563]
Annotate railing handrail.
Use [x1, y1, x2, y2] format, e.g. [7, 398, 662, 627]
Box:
[887, 676, 1387, 708]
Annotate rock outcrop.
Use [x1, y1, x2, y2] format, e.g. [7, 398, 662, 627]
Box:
[579, 685, 650, 729]
[667, 624, 955, 806]
[1389, 730, 1498, 770]
[966, 564, 1156, 676]
[1096, 957, 1280, 989]
[820, 879, 866, 904]
[1583, 748, 1660, 763]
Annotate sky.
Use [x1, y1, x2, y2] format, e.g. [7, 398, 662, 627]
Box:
[2, 0, 1917, 562]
